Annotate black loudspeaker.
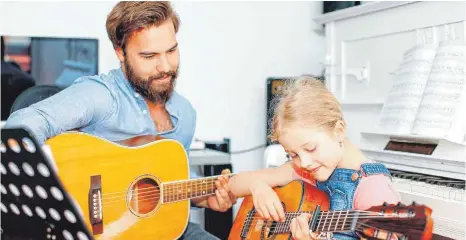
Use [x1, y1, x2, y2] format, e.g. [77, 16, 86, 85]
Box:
[266, 76, 325, 145]
[203, 138, 232, 240]
[266, 77, 294, 146]
[323, 1, 361, 14]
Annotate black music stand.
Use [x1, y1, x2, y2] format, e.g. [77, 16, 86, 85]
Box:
[1, 127, 93, 240]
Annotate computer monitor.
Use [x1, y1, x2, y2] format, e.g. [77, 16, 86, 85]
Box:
[2, 35, 98, 88]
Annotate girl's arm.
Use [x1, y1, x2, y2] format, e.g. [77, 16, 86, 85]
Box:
[228, 161, 295, 221]
[229, 161, 294, 197]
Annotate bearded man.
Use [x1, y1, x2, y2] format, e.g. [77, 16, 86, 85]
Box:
[4, 2, 236, 239]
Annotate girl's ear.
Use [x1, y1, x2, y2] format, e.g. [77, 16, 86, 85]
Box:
[333, 120, 346, 142]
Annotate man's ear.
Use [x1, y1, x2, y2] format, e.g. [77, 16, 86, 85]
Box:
[115, 47, 125, 63]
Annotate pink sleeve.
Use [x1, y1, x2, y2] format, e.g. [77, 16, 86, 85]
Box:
[292, 168, 316, 186]
[353, 175, 401, 210]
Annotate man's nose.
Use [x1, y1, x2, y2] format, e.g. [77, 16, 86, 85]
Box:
[157, 54, 171, 73]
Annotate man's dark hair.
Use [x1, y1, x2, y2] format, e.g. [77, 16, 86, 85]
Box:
[106, 1, 180, 51]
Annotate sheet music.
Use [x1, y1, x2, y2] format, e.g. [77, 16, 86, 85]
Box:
[378, 45, 437, 134]
[412, 41, 466, 137]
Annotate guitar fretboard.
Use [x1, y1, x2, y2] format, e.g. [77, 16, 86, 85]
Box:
[162, 175, 233, 203]
[271, 210, 359, 234]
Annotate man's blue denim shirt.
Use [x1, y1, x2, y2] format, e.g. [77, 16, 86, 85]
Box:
[5, 67, 200, 179]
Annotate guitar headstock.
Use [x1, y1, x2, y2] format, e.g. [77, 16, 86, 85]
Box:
[356, 202, 433, 240]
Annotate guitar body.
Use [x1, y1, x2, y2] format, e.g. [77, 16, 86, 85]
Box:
[46, 132, 190, 239]
[229, 180, 330, 240]
[230, 180, 434, 240]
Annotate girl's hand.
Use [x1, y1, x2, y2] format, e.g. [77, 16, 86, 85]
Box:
[249, 180, 285, 222]
[290, 213, 320, 240]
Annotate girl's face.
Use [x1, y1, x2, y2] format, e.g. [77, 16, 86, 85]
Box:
[278, 123, 345, 182]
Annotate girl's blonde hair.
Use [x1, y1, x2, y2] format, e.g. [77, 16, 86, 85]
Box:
[269, 75, 345, 142]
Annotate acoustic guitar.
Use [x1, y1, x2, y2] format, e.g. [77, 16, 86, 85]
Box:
[46, 132, 231, 240]
[229, 180, 434, 240]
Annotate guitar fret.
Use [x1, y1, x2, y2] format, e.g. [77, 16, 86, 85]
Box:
[202, 179, 206, 195]
[316, 212, 322, 232]
[178, 182, 182, 201]
[172, 183, 175, 202]
[198, 179, 201, 196]
[173, 183, 175, 202]
[323, 211, 329, 232]
[211, 177, 214, 196]
[328, 211, 335, 232]
[175, 183, 178, 201]
[160, 175, 232, 204]
[177, 183, 180, 200]
[335, 210, 342, 231]
[188, 180, 192, 198]
[342, 210, 348, 231]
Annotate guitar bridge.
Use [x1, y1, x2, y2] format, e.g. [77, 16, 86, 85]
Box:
[89, 175, 103, 235]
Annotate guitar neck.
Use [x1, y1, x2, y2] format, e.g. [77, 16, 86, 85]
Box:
[274, 209, 387, 234]
[312, 210, 361, 233]
[162, 174, 235, 203]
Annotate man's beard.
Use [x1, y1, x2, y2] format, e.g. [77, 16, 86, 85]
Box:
[124, 59, 178, 104]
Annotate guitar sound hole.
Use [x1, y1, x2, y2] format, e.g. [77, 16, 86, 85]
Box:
[127, 177, 160, 217]
[265, 221, 277, 238]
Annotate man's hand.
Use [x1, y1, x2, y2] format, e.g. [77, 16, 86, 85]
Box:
[191, 169, 237, 212]
[206, 169, 237, 212]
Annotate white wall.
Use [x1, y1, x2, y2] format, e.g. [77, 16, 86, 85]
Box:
[1, 0, 325, 170]
[173, 1, 325, 170]
[0, 0, 325, 219]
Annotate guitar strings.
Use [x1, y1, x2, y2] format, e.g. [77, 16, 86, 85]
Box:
[235, 212, 401, 233]
[243, 213, 408, 237]
[102, 192, 210, 206]
[236, 215, 404, 237]
[101, 185, 219, 206]
[101, 185, 217, 203]
[100, 180, 221, 202]
[101, 183, 215, 196]
[237, 220, 392, 236]
[100, 174, 234, 197]
[242, 211, 396, 220]
[99, 180, 219, 200]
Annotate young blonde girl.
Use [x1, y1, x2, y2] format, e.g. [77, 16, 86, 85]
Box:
[229, 76, 400, 240]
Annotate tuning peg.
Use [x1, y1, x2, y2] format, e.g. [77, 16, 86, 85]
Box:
[408, 209, 415, 217]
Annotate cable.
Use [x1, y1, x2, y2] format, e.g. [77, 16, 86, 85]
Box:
[230, 144, 268, 155]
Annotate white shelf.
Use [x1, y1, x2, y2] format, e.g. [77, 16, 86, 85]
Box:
[188, 149, 231, 166]
[313, 1, 415, 25]
[361, 148, 465, 180]
[360, 131, 466, 146]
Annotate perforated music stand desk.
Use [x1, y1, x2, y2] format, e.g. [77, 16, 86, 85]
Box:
[1, 127, 94, 240]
